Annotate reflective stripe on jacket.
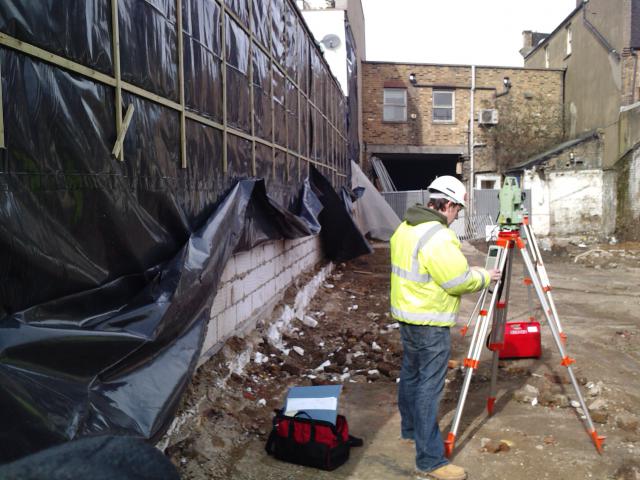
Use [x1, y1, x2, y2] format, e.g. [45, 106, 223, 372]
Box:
[390, 220, 490, 327]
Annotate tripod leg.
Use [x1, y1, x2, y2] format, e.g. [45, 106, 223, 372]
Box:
[516, 238, 605, 453]
[524, 259, 535, 322]
[487, 247, 514, 415]
[445, 246, 510, 457]
[461, 291, 486, 338]
[523, 222, 566, 343]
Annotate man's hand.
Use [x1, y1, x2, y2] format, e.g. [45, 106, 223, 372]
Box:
[487, 268, 502, 281]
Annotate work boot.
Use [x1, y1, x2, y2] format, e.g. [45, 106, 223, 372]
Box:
[416, 463, 467, 480]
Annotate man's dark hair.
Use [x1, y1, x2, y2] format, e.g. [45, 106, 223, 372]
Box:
[427, 198, 450, 212]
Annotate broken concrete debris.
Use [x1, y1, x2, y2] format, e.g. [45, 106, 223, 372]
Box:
[480, 437, 512, 453]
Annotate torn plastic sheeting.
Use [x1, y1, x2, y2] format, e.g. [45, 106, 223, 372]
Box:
[0, 167, 371, 462]
[349, 160, 401, 241]
[310, 166, 373, 262]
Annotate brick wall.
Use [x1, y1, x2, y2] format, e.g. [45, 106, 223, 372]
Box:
[201, 236, 324, 359]
[362, 62, 564, 172]
[621, 49, 640, 106]
[615, 146, 640, 240]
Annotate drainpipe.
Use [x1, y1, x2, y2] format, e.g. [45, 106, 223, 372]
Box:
[632, 49, 638, 103]
[469, 65, 475, 217]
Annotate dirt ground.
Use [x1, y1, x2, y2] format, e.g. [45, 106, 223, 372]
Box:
[162, 238, 640, 480]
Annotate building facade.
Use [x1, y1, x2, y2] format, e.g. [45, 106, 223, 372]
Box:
[522, 0, 640, 239]
[361, 61, 564, 199]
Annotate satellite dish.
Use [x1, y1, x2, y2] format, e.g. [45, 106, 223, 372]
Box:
[320, 33, 341, 50]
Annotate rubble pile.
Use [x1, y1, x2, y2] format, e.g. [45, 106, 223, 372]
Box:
[163, 251, 402, 479]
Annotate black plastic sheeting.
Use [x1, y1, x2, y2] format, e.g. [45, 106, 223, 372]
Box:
[0, 0, 113, 75]
[0, 0, 362, 461]
[345, 19, 360, 165]
[0, 166, 369, 462]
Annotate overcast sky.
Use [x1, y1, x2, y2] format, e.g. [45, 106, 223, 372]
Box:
[361, 0, 577, 67]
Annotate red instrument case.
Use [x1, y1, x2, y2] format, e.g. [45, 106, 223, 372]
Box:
[499, 321, 541, 359]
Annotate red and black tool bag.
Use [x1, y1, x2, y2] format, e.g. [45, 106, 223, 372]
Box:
[265, 410, 351, 470]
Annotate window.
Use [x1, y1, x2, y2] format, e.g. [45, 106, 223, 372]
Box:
[383, 88, 407, 122]
[475, 174, 501, 190]
[566, 24, 572, 56]
[432, 90, 454, 122]
[544, 46, 549, 68]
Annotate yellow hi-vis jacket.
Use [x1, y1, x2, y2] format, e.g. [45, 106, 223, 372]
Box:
[390, 216, 490, 327]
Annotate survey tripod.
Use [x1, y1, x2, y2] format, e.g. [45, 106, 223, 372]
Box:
[444, 183, 605, 457]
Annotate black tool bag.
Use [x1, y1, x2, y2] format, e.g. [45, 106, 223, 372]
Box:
[265, 410, 361, 471]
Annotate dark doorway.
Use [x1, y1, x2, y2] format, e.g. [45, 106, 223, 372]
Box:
[377, 153, 459, 190]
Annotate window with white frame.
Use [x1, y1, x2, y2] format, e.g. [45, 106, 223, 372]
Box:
[566, 24, 572, 56]
[383, 88, 407, 122]
[433, 90, 454, 122]
[475, 174, 501, 190]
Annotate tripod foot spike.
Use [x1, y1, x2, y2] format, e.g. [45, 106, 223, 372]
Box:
[444, 433, 456, 458]
[487, 397, 496, 416]
[590, 430, 605, 454]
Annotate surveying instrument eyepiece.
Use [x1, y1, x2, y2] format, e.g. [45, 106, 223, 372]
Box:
[445, 176, 605, 458]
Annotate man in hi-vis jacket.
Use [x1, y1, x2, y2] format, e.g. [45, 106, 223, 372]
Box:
[390, 176, 501, 480]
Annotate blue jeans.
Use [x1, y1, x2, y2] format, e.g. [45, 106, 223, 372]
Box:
[398, 323, 451, 472]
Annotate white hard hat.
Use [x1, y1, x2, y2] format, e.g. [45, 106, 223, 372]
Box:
[427, 175, 467, 207]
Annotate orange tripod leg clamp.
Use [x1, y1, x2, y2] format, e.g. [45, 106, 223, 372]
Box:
[560, 332, 568, 344]
[464, 358, 479, 369]
[444, 432, 456, 458]
[560, 356, 575, 366]
[487, 397, 496, 416]
[590, 430, 605, 454]
[460, 325, 468, 337]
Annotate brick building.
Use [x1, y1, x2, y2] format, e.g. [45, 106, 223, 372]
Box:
[361, 61, 564, 199]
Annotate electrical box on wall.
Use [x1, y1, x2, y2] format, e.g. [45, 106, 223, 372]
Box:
[478, 109, 499, 125]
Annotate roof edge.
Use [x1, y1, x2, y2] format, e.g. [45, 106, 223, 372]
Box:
[362, 60, 564, 73]
[524, 3, 584, 60]
[506, 131, 600, 172]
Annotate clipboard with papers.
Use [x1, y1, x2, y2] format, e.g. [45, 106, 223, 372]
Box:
[283, 385, 343, 425]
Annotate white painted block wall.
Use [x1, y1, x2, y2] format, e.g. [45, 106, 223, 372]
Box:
[524, 170, 551, 236]
[524, 169, 614, 237]
[201, 235, 324, 360]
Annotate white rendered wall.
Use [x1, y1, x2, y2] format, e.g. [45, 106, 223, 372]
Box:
[548, 170, 607, 236]
[200, 236, 324, 360]
[523, 170, 551, 236]
[525, 169, 611, 237]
